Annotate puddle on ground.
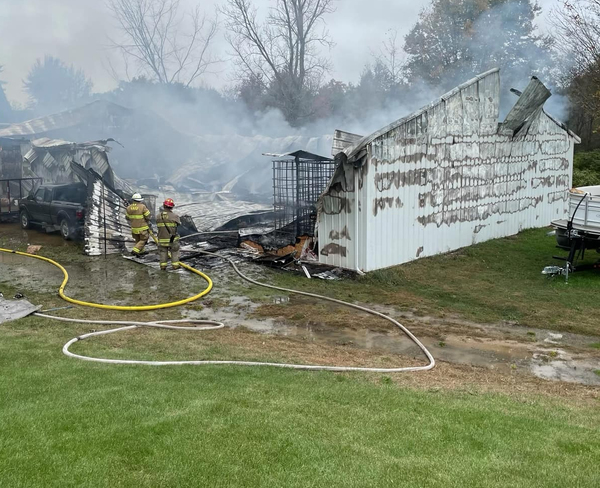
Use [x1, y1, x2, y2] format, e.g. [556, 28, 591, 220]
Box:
[188, 296, 600, 386]
[0, 223, 75, 247]
[185, 299, 276, 333]
[0, 250, 197, 305]
[530, 348, 600, 385]
[2, 223, 599, 386]
[234, 319, 533, 374]
[532, 359, 600, 384]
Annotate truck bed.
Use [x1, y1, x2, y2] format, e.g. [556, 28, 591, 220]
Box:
[552, 186, 600, 236]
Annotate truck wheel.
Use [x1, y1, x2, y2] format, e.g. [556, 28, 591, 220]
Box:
[20, 210, 31, 229]
[60, 218, 72, 240]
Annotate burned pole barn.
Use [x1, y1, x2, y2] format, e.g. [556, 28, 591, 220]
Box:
[317, 69, 580, 272]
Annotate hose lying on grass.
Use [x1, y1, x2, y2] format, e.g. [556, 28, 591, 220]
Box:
[0, 247, 213, 311]
[0, 247, 435, 372]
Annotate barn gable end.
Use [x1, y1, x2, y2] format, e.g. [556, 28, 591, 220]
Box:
[318, 69, 579, 272]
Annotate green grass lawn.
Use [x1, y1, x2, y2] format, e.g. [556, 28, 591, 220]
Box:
[1, 315, 599, 488]
[256, 228, 600, 336]
[2, 227, 600, 486]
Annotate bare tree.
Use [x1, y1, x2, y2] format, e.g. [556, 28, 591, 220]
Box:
[107, 0, 218, 86]
[552, 1, 600, 141]
[372, 29, 405, 86]
[552, 0, 600, 81]
[221, 0, 336, 125]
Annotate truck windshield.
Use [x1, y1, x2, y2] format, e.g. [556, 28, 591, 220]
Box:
[53, 186, 87, 204]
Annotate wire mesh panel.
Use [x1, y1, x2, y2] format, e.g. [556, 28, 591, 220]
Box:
[272, 156, 337, 244]
[0, 177, 43, 219]
[272, 159, 296, 243]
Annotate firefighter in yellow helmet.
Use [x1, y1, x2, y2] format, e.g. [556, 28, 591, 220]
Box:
[156, 198, 181, 270]
[125, 193, 152, 256]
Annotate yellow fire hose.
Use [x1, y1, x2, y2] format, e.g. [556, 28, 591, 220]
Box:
[0, 245, 435, 371]
[0, 247, 212, 311]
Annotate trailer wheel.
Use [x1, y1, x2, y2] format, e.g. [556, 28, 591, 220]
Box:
[60, 218, 72, 240]
[20, 210, 31, 229]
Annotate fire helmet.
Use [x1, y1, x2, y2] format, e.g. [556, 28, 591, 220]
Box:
[132, 193, 144, 202]
[163, 198, 175, 208]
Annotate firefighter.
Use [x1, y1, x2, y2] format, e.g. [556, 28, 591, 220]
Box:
[125, 193, 152, 256]
[156, 198, 181, 270]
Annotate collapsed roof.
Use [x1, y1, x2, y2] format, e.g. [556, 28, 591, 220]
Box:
[166, 134, 333, 197]
[0, 101, 133, 138]
[23, 138, 132, 194]
[0, 100, 191, 180]
[0, 101, 332, 199]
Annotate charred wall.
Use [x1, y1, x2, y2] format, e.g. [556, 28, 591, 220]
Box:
[318, 70, 576, 272]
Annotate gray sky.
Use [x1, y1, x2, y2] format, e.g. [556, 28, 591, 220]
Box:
[0, 0, 558, 106]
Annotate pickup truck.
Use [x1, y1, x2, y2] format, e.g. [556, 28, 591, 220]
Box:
[19, 183, 88, 240]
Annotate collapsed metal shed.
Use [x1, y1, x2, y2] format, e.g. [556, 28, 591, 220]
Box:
[317, 69, 580, 272]
[22, 138, 129, 190]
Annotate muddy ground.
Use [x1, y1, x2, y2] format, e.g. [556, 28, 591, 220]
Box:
[1, 223, 600, 400]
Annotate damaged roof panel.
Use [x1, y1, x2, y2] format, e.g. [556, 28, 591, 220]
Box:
[23, 138, 132, 194]
[341, 68, 502, 164]
[502, 77, 551, 133]
[0, 101, 133, 138]
[332, 130, 363, 156]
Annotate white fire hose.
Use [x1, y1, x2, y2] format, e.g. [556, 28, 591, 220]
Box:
[47, 250, 435, 372]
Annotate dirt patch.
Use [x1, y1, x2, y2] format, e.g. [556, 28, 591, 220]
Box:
[3, 224, 600, 394]
[72, 325, 599, 403]
[248, 297, 600, 386]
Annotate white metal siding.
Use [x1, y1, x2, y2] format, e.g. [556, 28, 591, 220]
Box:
[318, 186, 358, 269]
[568, 186, 600, 230]
[318, 70, 576, 272]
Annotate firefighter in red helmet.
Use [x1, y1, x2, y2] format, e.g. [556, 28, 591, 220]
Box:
[156, 198, 182, 270]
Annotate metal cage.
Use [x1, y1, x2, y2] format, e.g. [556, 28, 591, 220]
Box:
[272, 152, 336, 244]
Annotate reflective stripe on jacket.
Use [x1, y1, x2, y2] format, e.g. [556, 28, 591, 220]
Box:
[156, 207, 181, 246]
[126, 203, 151, 233]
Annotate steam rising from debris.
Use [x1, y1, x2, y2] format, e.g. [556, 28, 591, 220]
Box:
[0, 0, 572, 195]
[467, 0, 571, 120]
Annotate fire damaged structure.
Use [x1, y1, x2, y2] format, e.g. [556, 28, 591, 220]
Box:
[317, 69, 580, 272]
[1, 69, 581, 273]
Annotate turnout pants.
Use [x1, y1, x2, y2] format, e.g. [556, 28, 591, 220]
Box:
[132, 230, 149, 255]
[159, 240, 181, 270]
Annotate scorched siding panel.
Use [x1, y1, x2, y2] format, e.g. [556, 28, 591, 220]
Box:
[319, 70, 576, 272]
